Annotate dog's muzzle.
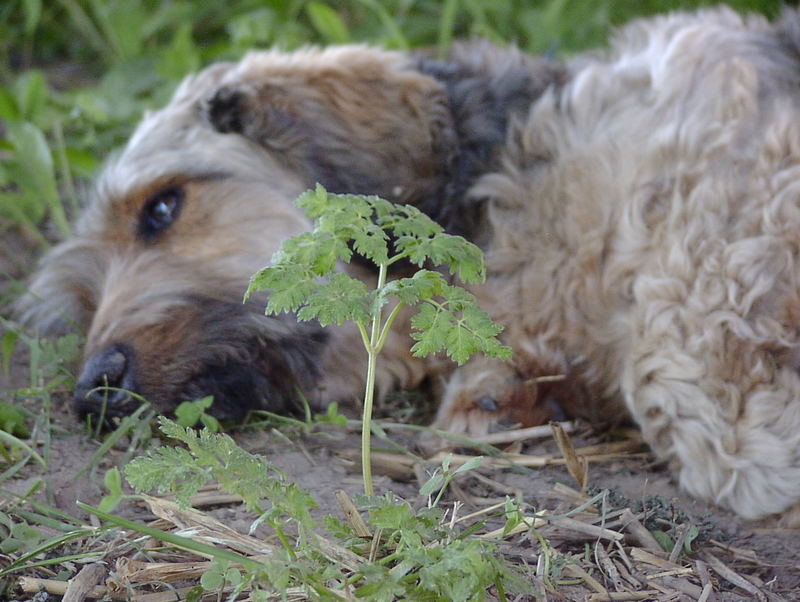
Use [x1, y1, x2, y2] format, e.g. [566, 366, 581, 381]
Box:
[74, 344, 141, 418]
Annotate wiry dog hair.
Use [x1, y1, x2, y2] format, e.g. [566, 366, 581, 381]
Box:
[18, 43, 560, 421]
[18, 7, 800, 524]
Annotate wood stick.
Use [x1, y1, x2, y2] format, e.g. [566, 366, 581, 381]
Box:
[594, 542, 624, 591]
[549, 517, 624, 541]
[620, 509, 664, 555]
[63, 563, 107, 602]
[697, 582, 714, 602]
[334, 489, 370, 537]
[19, 577, 108, 600]
[629, 548, 680, 569]
[668, 523, 691, 564]
[586, 593, 662, 601]
[551, 422, 588, 490]
[563, 563, 607, 594]
[701, 552, 767, 601]
[470, 422, 576, 445]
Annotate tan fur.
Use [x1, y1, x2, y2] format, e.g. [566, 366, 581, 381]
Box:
[19, 46, 442, 416]
[19, 9, 800, 523]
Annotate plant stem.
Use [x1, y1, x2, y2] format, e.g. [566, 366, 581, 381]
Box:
[376, 301, 405, 353]
[361, 262, 388, 496]
[268, 519, 297, 559]
[431, 475, 451, 508]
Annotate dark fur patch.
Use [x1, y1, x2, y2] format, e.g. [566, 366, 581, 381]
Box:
[414, 43, 565, 240]
[202, 43, 564, 247]
[177, 301, 328, 421]
[205, 86, 246, 134]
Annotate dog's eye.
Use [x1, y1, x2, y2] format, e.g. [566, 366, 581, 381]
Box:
[139, 186, 184, 238]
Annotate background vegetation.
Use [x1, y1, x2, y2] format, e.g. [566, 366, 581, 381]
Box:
[0, 0, 784, 282]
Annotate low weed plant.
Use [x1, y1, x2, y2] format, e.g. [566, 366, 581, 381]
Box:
[120, 188, 528, 599]
[245, 185, 511, 495]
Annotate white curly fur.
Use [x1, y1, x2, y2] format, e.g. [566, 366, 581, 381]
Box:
[435, 8, 800, 522]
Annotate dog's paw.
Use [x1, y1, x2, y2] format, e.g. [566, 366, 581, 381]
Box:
[432, 379, 563, 436]
[430, 359, 565, 438]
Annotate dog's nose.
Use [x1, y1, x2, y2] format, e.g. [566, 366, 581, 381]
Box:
[74, 344, 140, 417]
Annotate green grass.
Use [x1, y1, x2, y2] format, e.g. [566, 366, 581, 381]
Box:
[0, 0, 780, 256]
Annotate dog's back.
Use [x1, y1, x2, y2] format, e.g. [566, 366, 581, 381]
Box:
[436, 7, 800, 523]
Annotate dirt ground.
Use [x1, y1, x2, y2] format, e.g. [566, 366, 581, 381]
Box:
[1, 234, 799, 600]
[2, 356, 800, 600]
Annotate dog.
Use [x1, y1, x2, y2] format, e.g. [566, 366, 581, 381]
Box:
[19, 7, 800, 524]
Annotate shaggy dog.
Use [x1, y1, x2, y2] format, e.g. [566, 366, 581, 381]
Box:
[19, 7, 800, 524]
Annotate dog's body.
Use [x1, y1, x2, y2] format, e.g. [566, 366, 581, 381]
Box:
[19, 7, 800, 523]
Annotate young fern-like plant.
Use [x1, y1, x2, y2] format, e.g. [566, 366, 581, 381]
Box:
[246, 185, 511, 495]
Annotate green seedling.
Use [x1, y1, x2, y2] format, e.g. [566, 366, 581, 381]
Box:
[246, 185, 510, 495]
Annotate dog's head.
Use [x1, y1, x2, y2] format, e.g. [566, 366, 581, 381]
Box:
[18, 43, 560, 422]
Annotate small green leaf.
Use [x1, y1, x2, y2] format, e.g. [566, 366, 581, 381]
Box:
[306, 2, 351, 44]
[317, 401, 347, 426]
[351, 222, 390, 265]
[13, 71, 47, 124]
[200, 560, 227, 590]
[0, 87, 19, 121]
[381, 270, 444, 306]
[5, 120, 69, 236]
[98, 467, 124, 513]
[409, 303, 450, 358]
[0, 401, 28, 438]
[683, 525, 700, 553]
[104, 466, 122, 494]
[22, 0, 42, 36]
[419, 472, 445, 497]
[247, 264, 314, 313]
[64, 148, 99, 177]
[175, 396, 218, 431]
[175, 401, 202, 428]
[401, 232, 486, 283]
[6, 121, 55, 199]
[157, 23, 200, 80]
[502, 497, 523, 536]
[225, 567, 243, 587]
[296, 273, 371, 326]
[453, 456, 483, 475]
[200, 413, 221, 433]
[185, 586, 204, 602]
[651, 530, 674, 553]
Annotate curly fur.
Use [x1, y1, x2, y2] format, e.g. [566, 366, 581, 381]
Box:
[434, 7, 800, 523]
[18, 7, 800, 523]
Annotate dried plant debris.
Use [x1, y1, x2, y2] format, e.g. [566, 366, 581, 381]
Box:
[4, 421, 793, 601]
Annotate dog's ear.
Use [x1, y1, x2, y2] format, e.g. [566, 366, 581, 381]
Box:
[202, 47, 456, 205]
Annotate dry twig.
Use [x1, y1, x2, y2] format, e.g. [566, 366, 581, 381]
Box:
[62, 562, 108, 602]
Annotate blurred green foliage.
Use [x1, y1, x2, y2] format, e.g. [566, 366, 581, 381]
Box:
[0, 0, 785, 245]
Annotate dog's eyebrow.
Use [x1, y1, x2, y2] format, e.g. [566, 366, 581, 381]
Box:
[134, 170, 235, 197]
[182, 170, 235, 183]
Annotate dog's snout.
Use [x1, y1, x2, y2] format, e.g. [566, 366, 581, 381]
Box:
[74, 344, 140, 417]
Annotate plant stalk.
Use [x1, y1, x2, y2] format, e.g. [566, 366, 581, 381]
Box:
[361, 262, 388, 495]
